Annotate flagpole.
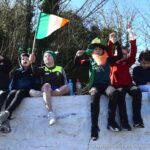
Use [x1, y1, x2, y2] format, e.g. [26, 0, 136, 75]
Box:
[31, 32, 36, 53]
[31, 10, 42, 53]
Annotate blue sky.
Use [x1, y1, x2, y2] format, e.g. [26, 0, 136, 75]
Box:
[69, 0, 85, 8]
[70, 0, 149, 11]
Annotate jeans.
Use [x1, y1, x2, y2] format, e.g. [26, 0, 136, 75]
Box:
[139, 85, 150, 100]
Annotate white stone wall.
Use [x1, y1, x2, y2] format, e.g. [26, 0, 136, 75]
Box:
[0, 93, 150, 150]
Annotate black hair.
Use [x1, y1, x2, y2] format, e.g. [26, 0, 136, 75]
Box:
[20, 53, 29, 58]
[88, 43, 108, 51]
[138, 50, 150, 62]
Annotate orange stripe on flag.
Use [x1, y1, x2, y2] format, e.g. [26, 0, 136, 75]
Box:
[60, 18, 69, 27]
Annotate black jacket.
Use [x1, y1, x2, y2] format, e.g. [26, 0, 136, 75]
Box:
[0, 57, 11, 91]
[133, 66, 150, 85]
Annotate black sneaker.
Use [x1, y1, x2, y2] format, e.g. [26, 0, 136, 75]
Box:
[107, 121, 120, 132]
[91, 126, 100, 141]
[121, 123, 132, 131]
[133, 122, 144, 128]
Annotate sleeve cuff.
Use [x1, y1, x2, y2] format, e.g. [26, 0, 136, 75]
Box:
[130, 39, 136, 45]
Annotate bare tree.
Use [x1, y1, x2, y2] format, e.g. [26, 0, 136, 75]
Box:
[0, 0, 32, 68]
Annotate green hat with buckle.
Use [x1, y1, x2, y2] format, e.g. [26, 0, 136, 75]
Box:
[85, 37, 107, 55]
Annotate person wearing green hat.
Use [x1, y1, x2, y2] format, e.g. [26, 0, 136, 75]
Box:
[74, 36, 123, 141]
[30, 50, 69, 126]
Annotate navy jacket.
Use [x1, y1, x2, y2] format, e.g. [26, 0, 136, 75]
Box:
[133, 66, 150, 85]
[9, 66, 41, 91]
[0, 57, 11, 91]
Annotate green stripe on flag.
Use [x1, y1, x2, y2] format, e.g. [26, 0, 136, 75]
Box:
[36, 13, 50, 39]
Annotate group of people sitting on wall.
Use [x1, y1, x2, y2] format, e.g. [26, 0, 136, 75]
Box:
[0, 30, 150, 142]
[0, 50, 69, 133]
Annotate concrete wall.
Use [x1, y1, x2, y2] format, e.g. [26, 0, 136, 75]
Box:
[0, 93, 150, 150]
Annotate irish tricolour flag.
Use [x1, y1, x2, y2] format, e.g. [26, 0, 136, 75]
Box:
[36, 13, 69, 39]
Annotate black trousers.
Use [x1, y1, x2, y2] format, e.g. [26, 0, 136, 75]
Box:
[5, 89, 30, 118]
[0, 91, 8, 110]
[91, 85, 118, 128]
[117, 90, 129, 125]
[120, 87, 143, 123]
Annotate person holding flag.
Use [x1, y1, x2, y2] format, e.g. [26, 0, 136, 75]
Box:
[0, 52, 41, 133]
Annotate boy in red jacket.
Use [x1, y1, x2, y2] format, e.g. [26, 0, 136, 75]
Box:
[108, 30, 144, 129]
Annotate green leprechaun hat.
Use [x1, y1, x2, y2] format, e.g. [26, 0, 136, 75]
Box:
[85, 37, 107, 55]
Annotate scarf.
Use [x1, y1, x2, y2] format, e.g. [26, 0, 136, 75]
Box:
[92, 51, 108, 65]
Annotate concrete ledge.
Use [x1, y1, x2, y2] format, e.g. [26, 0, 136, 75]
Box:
[0, 93, 150, 150]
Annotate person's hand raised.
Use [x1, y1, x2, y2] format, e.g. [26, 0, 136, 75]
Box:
[109, 32, 117, 44]
[76, 50, 85, 57]
[127, 24, 136, 40]
[29, 53, 36, 64]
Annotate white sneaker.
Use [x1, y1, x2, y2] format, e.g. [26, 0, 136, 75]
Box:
[47, 112, 56, 126]
[29, 89, 42, 97]
[0, 111, 10, 125]
[0, 119, 11, 133]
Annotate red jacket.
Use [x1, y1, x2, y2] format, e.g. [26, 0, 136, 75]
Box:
[108, 40, 137, 88]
